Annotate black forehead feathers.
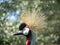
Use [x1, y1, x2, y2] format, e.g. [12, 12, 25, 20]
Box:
[19, 23, 26, 30]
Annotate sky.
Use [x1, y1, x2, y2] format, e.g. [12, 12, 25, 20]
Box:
[0, 0, 22, 23]
[6, 8, 22, 23]
[0, 0, 11, 3]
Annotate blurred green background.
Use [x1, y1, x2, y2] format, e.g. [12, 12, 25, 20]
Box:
[0, 0, 60, 45]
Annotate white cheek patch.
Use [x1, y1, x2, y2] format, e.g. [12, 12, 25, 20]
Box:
[23, 28, 29, 35]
